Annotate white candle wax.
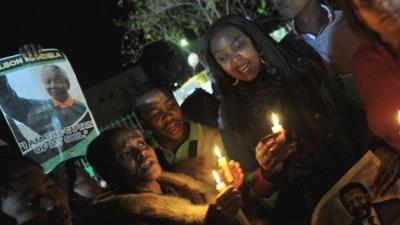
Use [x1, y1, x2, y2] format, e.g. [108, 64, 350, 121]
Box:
[212, 170, 227, 192]
[214, 146, 234, 183]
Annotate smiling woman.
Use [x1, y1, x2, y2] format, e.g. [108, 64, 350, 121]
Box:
[210, 26, 262, 82]
[340, 0, 400, 197]
[205, 15, 366, 225]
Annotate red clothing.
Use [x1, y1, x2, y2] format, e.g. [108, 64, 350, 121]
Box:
[352, 42, 400, 152]
[251, 167, 276, 196]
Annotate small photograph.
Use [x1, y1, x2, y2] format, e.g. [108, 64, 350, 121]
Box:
[312, 151, 400, 225]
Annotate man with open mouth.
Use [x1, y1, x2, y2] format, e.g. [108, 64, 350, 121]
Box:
[132, 82, 228, 185]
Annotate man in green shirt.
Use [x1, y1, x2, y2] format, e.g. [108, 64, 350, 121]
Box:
[133, 83, 228, 185]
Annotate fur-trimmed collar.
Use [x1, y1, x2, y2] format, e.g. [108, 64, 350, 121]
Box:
[159, 171, 217, 202]
[90, 172, 218, 225]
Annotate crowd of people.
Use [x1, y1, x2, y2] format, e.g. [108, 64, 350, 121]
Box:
[1, 0, 400, 224]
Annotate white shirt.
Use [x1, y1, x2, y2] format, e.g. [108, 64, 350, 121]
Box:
[362, 208, 382, 225]
[291, 5, 360, 77]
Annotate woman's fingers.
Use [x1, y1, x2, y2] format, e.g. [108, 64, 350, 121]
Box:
[257, 141, 296, 170]
[260, 131, 282, 143]
[228, 160, 244, 188]
[215, 186, 242, 218]
[19, 44, 43, 59]
[24, 44, 34, 58]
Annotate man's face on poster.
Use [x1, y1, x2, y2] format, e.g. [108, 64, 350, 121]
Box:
[342, 188, 372, 220]
[41, 70, 70, 102]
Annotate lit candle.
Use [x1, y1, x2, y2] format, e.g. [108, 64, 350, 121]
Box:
[214, 146, 234, 183]
[271, 112, 285, 142]
[212, 170, 227, 192]
[212, 171, 251, 225]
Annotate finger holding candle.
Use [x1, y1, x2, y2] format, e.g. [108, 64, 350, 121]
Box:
[214, 146, 234, 183]
[229, 160, 244, 189]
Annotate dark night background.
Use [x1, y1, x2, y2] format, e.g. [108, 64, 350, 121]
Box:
[0, 0, 130, 148]
[0, 0, 126, 89]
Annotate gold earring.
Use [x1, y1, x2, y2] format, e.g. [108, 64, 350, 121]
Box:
[232, 78, 239, 86]
[260, 51, 266, 65]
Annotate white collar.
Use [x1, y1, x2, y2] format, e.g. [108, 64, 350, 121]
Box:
[361, 207, 381, 225]
[291, 4, 334, 39]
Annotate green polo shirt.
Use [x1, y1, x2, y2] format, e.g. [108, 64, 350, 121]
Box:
[153, 120, 201, 166]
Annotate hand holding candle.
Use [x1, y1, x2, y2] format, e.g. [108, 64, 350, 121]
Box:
[271, 112, 286, 142]
[212, 170, 250, 225]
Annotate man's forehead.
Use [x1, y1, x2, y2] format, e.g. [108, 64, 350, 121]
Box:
[41, 71, 63, 80]
[134, 89, 172, 108]
[345, 188, 367, 197]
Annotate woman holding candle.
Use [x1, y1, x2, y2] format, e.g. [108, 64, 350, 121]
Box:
[340, 0, 400, 195]
[205, 15, 367, 225]
[86, 127, 245, 225]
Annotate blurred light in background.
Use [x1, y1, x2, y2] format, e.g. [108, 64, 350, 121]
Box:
[173, 70, 212, 105]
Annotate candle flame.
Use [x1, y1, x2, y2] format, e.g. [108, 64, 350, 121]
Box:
[272, 112, 280, 126]
[212, 170, 222, 184]
[214, 146, 222, 159]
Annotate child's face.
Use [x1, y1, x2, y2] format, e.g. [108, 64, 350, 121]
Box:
[1, 164, 72, 225]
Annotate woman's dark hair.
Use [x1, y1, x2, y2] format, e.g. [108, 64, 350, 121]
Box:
[204, 15, 326, 146]
[86, 127, 138, 189]
[339, 0, 381, 43]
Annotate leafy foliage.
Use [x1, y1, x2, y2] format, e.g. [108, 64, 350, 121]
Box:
[116, 0, 276, 65]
